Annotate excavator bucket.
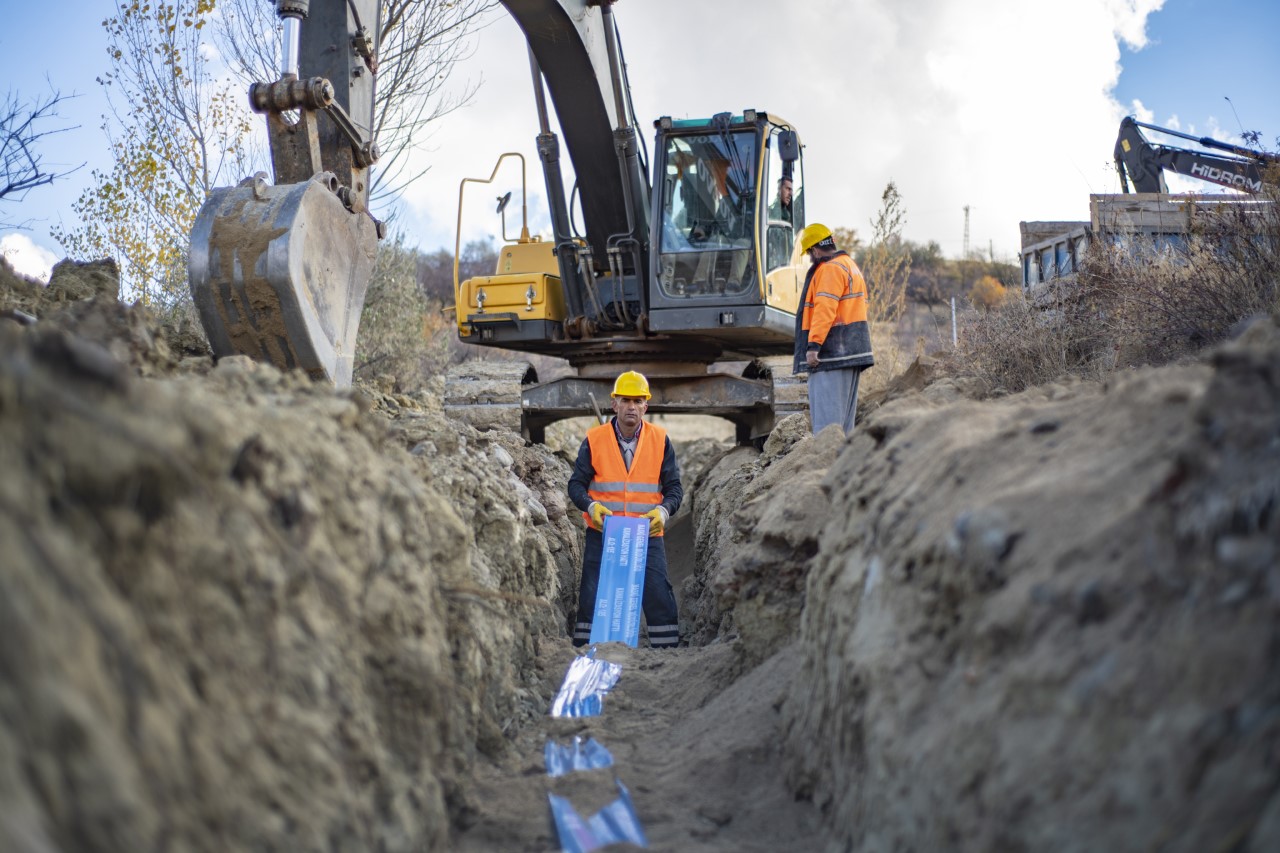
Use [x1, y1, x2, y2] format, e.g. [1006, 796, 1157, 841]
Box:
[189, 173, 378, 388]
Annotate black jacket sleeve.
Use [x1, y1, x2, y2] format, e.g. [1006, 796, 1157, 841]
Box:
[660, 436, 683, 517]
[567, 438, 595, 513]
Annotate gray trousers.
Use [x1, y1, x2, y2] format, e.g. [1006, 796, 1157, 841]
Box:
[807, 367, 863, 435]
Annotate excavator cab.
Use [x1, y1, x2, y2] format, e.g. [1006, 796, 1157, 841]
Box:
[648, 112, 806, 339]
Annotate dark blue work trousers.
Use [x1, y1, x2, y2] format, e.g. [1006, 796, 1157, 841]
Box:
[573, 528, 680, 648]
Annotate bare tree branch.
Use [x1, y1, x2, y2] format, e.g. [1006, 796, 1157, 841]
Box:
[0, 87, 82, 228]
[213, 0, 499, 208]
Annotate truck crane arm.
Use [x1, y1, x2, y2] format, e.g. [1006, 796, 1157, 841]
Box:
[1115, 115, 1279, 194]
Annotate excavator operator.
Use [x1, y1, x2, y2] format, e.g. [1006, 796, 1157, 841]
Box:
[567, 371, 683, 648]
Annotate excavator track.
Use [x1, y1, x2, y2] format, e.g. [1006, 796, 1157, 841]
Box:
[443, 360, 537, 434]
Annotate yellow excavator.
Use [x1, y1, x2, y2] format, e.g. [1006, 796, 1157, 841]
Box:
[190, 0, 811, 443]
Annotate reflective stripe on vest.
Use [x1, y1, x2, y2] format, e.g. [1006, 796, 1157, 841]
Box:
[583, 420, 668, 535]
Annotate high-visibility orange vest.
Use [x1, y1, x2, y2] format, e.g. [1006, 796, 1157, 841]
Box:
[583, 420, 668, 536]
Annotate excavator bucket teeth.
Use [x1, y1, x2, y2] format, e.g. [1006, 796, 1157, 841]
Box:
[189, 177, 378, 388]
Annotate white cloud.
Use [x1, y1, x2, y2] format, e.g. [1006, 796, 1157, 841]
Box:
[392, 0, 1169, 260]
[1107, 0, 1166, 48]
[0, 233, 60, 283]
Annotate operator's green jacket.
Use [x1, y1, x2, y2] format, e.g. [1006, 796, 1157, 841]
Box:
[793, 251, 875, 374]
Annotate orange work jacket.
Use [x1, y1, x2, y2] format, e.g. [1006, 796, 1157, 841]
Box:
[795, 251, 874, 373]
[582, 420, 668, 537]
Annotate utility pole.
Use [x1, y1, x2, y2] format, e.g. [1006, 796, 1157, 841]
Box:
[963, 205, 970, 258]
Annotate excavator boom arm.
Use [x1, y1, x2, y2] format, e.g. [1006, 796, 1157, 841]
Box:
[500, 0, 648, 263]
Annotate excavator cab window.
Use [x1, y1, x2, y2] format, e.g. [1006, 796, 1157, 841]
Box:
[765, 126, 803, 274]
[656, 131, 758, 299]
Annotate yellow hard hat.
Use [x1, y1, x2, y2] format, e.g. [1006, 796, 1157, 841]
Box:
[798, 223, 833, 252]
[611, 370, 651, 399]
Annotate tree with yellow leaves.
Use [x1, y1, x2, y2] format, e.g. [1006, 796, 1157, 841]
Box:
[969, 274, 1008, 310]
[55, 0, 255, 307]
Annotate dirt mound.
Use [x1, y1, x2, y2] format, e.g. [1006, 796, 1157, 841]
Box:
[1, 256, 209, 376]
[775, 319, 1280, 851]
[0, 264, 582, 852]
[681, 415, 843, 666]
[5, 258, 1278, 851]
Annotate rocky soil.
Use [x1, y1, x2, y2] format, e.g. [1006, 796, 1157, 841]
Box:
[2, 258, 1277, 852]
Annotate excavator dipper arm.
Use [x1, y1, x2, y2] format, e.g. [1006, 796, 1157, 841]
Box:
[188, 0, 381, 388]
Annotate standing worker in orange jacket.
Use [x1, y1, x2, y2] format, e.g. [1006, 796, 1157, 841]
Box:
[567, 370, 683, 648]
[794, 223, 875, 434]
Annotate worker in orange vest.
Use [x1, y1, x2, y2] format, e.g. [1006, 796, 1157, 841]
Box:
[567, 370, 683, 648]
[794, 223, 875, 434]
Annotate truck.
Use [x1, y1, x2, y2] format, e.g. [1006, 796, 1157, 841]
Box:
[1020, 117, 1278, 291]
[189, 0, 811, 443]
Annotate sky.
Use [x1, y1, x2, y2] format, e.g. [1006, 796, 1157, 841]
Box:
[3, 0, 1279, 283]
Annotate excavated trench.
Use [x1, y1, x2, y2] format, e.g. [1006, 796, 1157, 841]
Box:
[2, 260, 1278, 852]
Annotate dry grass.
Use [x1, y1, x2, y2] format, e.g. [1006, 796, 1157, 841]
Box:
[956, 190, 1280, 395]
[860, 321, 912, 399]
[1079, 198, 1280, 367]
[954, 287, 1113, 395]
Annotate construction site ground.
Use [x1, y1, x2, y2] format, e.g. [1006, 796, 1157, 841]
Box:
[1, 259, 1277, 852]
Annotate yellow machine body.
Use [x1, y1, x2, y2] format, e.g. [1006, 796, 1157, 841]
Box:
[457, 237, 566, 336]
[762, 238, 809, 316]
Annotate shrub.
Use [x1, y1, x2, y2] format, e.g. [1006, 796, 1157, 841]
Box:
[355, 234, 453, 391]
[1077, 196, 1280, 366]
[968, 275, 1007, 310]
[956, 286, 1113, 395]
